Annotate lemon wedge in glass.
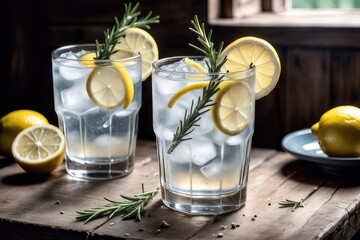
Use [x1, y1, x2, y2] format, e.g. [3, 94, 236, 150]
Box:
[86, 62, 134, 110]
[211, 81, 254, 136]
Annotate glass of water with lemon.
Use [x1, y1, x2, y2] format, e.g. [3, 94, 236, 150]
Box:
[152, 18, 280, 214]
[51, 3, 159, 179]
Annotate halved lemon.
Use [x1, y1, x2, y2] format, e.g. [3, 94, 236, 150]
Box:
[11, 125, 65, 174]
[86, 62, 134, 110]
[113, 27, 158, 81]
[219, 36, 281, 100]
[211, 81, 254, 136]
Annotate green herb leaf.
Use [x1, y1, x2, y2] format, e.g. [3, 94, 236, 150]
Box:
[95, 2, 159, 61]
[167, 15, 226, 154]
[76, 184, 159, 223]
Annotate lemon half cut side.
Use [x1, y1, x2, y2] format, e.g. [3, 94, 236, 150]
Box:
[86, 62, 134, 110]
[219, 36, 281, 100]
[12, 125, 65, 174]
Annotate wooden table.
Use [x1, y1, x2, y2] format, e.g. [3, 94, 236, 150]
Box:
[1, 140, 360, 240]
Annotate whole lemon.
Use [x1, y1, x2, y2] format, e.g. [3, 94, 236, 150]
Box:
[0, 110, 49, 156]
[311, 105, 360, 157]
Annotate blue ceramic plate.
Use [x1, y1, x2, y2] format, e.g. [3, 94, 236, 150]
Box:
[281, 129, 360, 176]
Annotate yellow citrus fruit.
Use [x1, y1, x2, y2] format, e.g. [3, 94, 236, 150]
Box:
[86, 61, 134, 110]
[168, 82, 209, 108]
[168, 80, 254, 136]
[219, 36, 281, 100]
[79, 52, 97, 67]
[211, 81, 254, 135]
[0, 110, 49, 156]
[184, 57, 208, 80]
[12, 125, 65, 174]
[113, 27, 158, 81]
[311, 105, 360, 157]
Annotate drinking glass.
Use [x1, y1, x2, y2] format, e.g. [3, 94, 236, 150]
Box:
[152, 56, 255, 214]
[52, 44, 142, 179]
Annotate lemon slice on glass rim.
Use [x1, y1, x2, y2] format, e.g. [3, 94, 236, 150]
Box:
[113, 27, 159, 81]
[11, 124, 65, 174]
[219, 36, 281, 100]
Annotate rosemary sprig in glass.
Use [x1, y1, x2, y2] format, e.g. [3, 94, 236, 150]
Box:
[76, 184, 159, 223]
[95, 2, 159, 61]
[167, 15, 227, 154]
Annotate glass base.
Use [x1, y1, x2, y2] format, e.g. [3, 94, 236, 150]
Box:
[65, 155, 134, 180]
[160, 185, 247, 215]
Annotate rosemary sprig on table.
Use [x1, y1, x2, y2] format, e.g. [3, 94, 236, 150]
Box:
[95, 2, 159, 60]
[278, 186, 319, 212]
[167, 15, 227, 154]
[278, 199, 304, 212]
[76, 184, 159, 223]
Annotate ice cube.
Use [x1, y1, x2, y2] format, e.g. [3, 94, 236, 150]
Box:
[154, 75, 187, 95]
[200, 159, 221, 180]
[205, 128, 230, 145]
[61, 82, 94, 112]
[189, 140, 217, 166]
[169, 142, 191, 164]
[154, 125, 174, 142]
[226, 136, 243, 145]
[58, 58, 91, 81]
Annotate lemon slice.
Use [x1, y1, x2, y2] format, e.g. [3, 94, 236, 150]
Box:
[184, 57, 208, 80]
[11, 125, 65, 174]
[86, 62, 134, 110]
[168, 82, 209, 108]
[113, 27, 158, 81]
[185, 57, 207, 72]
[219, 36, 281, 100]
[211, 81, 254, 135]
[79, 52, 97, 67]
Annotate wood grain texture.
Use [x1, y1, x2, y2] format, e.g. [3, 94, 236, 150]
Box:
[1, 141, 360, 239]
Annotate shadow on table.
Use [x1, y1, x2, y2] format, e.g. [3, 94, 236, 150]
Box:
[2, 168, 67, 186]
[280, 159, 360, 187]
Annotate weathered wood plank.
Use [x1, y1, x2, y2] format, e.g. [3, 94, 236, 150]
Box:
[192, 152, 360, 240]
[1, 141, 360, 239]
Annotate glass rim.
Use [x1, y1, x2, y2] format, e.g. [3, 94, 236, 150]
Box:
[152, 56, 255, 77]
[51, 44, 141, 63]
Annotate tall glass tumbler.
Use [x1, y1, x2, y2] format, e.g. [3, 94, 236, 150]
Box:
[152, 56, 255, 215]
[52, 44, 142, 179]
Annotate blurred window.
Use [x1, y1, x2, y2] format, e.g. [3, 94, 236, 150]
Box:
[291, 0, 360, 9]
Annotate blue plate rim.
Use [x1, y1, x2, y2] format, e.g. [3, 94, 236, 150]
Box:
[281, 128, 360, 164]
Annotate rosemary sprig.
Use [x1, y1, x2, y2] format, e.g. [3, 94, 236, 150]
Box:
[278, 186, 319, 212]
[95, 2, 159, 60]
[167, 15, 227, 154]
[76, 184, 159, 223]
[278, 199, 304, 212]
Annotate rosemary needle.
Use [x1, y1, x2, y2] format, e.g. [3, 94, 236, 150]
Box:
[76, 184, 159, 223]
[167, 15, 227, 154]
[95, 2, 159, 61]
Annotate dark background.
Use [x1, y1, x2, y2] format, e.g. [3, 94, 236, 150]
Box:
[2, 0, 360, 150]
